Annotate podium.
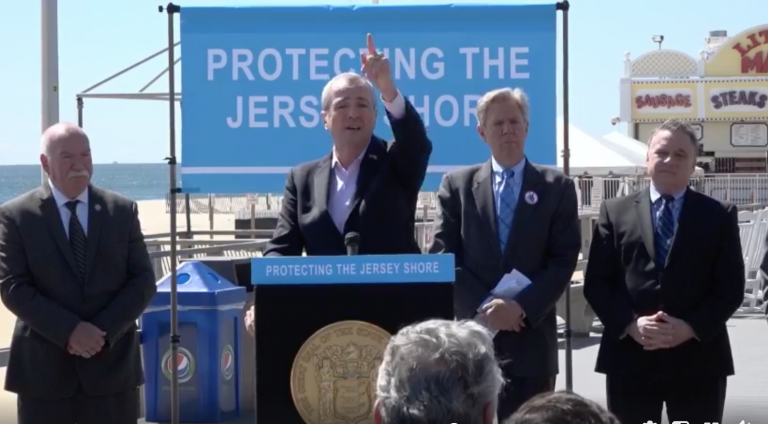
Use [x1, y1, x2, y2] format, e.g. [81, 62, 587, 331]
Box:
[251, 254, 455, 424]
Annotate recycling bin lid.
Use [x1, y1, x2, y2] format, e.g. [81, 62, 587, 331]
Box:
[150, 261, 247, 308]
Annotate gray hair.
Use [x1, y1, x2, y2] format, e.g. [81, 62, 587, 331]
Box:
[648, 119, 698, 150]
[476, 87, 530, 126]
[506, 391, 621, 424]
[41, 122, 88, 157]
[320, 72, 377, 112]
[376, 319, 504, 424]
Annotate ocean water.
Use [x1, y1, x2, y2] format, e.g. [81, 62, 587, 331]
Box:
[0, 163, 174, 204]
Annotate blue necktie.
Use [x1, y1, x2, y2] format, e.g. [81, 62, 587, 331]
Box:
[497, 170, 516, 253]
[654, 195, 675, 267]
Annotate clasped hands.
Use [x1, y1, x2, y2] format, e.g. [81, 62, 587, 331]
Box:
[67, 322, 107, 359]
[627, 311, 695, 350]
[476, 298, 526, 332]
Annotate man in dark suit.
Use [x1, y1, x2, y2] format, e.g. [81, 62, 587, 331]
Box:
[429, 87, 581, 420]
[583, 119, 745, 424]
[244, 34, 431, 335]
[265, 33, 431, 256]
[0, 123, 157, 424]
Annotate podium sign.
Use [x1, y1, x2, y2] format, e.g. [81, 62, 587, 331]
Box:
[251, 254, 455, 284]
[251, 254, 455, 424]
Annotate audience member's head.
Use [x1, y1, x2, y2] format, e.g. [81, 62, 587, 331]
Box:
[374, 319, 503, 424]
[505, 391, 620, 424]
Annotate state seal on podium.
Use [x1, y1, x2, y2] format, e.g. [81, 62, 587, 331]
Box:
[290, 321, 391, 424]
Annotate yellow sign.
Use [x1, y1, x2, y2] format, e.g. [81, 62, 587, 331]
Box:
[705, 81, 768, 119]
[631, 83, 698, 120]
[706, 24, 768, 76]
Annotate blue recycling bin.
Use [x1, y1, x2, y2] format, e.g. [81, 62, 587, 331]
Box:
[141, 261, 247, 423]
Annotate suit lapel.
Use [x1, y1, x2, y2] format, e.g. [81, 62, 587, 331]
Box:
[38, 185, 80, 278]
[349, 139, 385, 217]
[471, 161, 502, 259]
[664, 188, 693, 267]
[503, 161, 543, 259]
[313, 155, 336, 231]
[85, 186, 104, 283]
[633, 188, 656, 261]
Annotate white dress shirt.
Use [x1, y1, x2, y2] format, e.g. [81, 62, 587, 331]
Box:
[48, 179, 89, 238]
[327, 92, 407, 233]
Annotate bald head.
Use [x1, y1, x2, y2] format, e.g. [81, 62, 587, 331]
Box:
[41, 122, 88, 156]
[40, 122, 93, 199]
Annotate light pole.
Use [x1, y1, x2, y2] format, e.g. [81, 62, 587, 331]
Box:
[41, 0, 60, 183]
[652, 35, 664, 50]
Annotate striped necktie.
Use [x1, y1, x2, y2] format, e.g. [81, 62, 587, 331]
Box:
[66, 201, 87, 282]
[654, 195, 675, 267]
[497, 169, 516, 253]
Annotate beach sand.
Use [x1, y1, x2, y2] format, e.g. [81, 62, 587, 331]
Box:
[136, 199, 237, 236]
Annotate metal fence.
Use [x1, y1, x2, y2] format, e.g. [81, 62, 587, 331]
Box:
[165, 173, 768, 215]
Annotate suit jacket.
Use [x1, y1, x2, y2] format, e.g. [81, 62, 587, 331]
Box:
[0, 184, 157, 399]
[264, 99, 432, 256]
[428, 160, 581, 376]
[583, 188, 745, 377]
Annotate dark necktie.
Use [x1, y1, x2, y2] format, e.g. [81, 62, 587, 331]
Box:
[654, 195, 675, 267]
[66, 201, 87, 282]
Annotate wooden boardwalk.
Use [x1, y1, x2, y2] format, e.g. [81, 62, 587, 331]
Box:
[0, 310, 762, 423]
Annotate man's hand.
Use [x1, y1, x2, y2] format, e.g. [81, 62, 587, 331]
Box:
[360, 33, 398, 102]
[480, 299, 526, 332]
[67, 322, 106, 358]
[245, 305, 255, 337]
[655, 312, 696, 347]
[628, 315, 672, 350]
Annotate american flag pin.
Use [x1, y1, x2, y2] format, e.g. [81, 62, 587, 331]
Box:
[94, 204, 101, 212]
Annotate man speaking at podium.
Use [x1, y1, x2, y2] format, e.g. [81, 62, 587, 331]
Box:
[245, 34, 432, 334]
[429, 88, 581, 420]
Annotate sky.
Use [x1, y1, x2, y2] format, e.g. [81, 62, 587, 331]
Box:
[0, 0, 764, 165]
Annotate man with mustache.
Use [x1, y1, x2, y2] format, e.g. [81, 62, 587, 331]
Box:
[0, 123, 156, 424]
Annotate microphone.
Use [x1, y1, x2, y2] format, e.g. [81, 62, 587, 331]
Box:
[344, 232, 360, 256]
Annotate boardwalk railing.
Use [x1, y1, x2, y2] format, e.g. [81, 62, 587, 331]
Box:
[166, 174, 768, 215]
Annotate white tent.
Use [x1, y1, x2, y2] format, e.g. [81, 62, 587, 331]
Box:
[602, 131, 706, 177]
[602, 131, 649, 161]
[556, 119, 646, 175]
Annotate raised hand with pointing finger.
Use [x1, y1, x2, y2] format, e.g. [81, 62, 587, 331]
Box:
[360, 33, 398, 103]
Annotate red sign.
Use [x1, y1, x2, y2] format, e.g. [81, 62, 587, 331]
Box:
[732, 30, 768, 74]
[635, 93, 692, 110]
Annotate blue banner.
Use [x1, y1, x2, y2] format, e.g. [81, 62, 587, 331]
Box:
[251, 254, 455, 285]
[180, 4, 557, 194]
